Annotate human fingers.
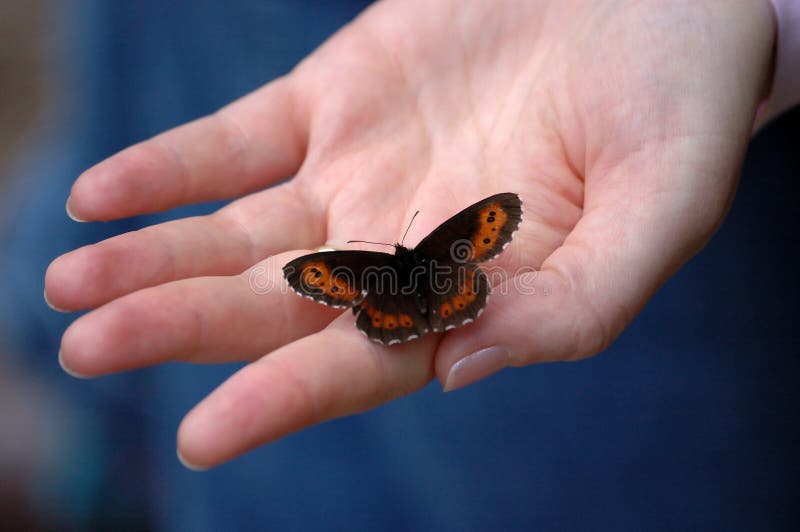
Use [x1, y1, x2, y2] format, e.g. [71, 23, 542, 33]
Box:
[46, 183, 321, 311]
[67, 77, 308, 221]
[176, 318, 437, 468]
[58, 252, 339, 377]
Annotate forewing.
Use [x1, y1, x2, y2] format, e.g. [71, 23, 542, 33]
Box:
[415, 192, 522, 263]
[283, 251, 394, 309]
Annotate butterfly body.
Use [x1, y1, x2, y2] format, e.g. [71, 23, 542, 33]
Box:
[283, 193, 522, 345]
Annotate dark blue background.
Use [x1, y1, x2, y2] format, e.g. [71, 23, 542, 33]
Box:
[1, 1, 797, 530]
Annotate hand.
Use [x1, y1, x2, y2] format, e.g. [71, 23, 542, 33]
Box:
[45, 0, 775, 468]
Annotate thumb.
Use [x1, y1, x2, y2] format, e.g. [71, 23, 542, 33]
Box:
[434, 152, 742, 391]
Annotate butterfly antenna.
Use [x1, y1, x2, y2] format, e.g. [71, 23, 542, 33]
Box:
[401, 211, 420, 246]
[346, 239, 395, 248]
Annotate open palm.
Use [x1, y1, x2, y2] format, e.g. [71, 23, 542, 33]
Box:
[45, 0, 774, 468]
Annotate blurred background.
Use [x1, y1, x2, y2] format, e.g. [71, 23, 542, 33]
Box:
[1, 1, 798, 531]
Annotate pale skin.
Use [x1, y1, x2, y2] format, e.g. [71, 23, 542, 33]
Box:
[44, 0, 775, 468]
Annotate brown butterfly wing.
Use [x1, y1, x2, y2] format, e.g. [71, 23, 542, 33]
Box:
[282, 251, 394, 309]
[426, 263, 490, 333]
[355, 290, 430, 345]
[415, 192, 522, 263]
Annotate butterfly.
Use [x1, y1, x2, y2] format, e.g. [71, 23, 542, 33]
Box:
[282, 192, 523, 345]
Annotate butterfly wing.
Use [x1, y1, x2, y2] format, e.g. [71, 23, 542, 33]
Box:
[415, 192, 522, 263]
[283, 250, 394, 309]
[355, 291, 430, 345]
[427, 262, 490, 332]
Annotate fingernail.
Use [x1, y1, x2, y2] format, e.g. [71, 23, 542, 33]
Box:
[58, 349, 92, 379]
[444, 346, 509, 392]
[44, 288, 68, 312]
[65, 196, 85, 222]
[177, 449, 209, 472]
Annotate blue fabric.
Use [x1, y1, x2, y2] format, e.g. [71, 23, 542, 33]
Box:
[1, 1, 797, 530]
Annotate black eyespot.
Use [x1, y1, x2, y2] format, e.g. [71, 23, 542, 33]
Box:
[314, 271, 322, 278]
[489, 211, 496, 216]
[483, 238, 491, 244]
[331, 286, 339, 293]
[487, 216, 495, 223]
[491, 228, 496, 232]
[457, 303, 464, 309]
